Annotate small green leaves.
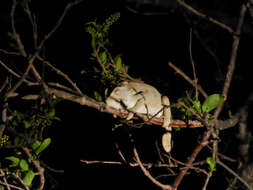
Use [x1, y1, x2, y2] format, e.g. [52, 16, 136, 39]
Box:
[84, 12, 127, 86]
[23, 170, 36, 187]
[32, 140, 41, 150]
[115, 56, 122, 71]
[94, 91, 103, 102]
[102, 12, 120, 33]
[5, 156, 20, 167]
[20, 159, 29, 171]
[34, 138, 51, 155]
[193, 99, 202, 114]
[5, 156, 36, 187]
[178, 93, 223, 119]
[99, 51, 107, 65]
[206, 157, 216, 172]
[24, 120, 32, 128]
[202, 94, 224, 113]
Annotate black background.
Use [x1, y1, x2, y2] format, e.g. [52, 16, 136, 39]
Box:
[1, 0, 253, 189]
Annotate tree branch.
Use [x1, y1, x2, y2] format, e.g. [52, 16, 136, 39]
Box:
[22, 147, 44, 190]
[168, 62, 208, 98]
[214, 4, 247, 120]
[176, 0, 234, 34]
[133, 147, 172, 190]
[217, 159, 253, 190]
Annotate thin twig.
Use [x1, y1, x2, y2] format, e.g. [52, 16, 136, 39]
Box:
[202, 172, 212, 190]
[5, 54, 37, 98]
[168, 62, 208, 98]
[0, 181, 24, 190]
[0, 60, 36, 86]
[176, 0, 234, 34]
[0, 78, 8, 94]
[217, 159, 253, 190]
[172, 130, 212, 189]
[214, 4, 247, 120]
[23, 1, 38, 48]
[189, 29, 199, 100]
[10, 0, 27, 57]
[12, 173, 30, 190]
[133, 147, 172, 190]
[0, 49, 20, 56]
[37, 56, 84, 96]
[37, 0, 83, 51]
[0, 170, 11, 190]
[177, 102, 210, 127]
[48, 82, 77, 94]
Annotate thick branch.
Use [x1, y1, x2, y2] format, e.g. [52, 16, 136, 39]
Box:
[47, 87, 204, 128]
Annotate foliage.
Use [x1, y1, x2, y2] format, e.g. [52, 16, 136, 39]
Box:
[83, 12, 130, 92]
[206, 157, 216, 172]
[0, 94, 58, 188]
[177, 92, 223, 120]
[4, 138, 51, 187]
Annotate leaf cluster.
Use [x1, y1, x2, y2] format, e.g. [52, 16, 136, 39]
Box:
[83, 12, 130, 94]
[3, 138, 51, 187]
[177, 93, 224, 121]
[0, 94, 57, 188]
[4, 97, 59, 148]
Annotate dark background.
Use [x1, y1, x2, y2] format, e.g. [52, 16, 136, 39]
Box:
[1, 0, 253, 189]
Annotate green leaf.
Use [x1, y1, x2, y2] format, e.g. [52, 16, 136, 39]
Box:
[99, 51, 107, 65]
[115, 57, 122, 69]
[20, 159, 29, 171]
[5, 156, 20, 167]
[193, 100, 201, 113]
[94, 91, 103, 102]
[24, 120, 32, 128]
[23, 170, 36, 187]
[47, 109, 55, 118]
[32, 140, 41, 151]
[91, 35, 96, 48]
[206, 157, 216, 172]
[35, 138, 51, 155]
[202, 94, 223, 113]
[80, 69, 87, 74]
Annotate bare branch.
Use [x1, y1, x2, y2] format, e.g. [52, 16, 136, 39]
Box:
[37, 0, 83, 51]
[0, 78, 8, 94]
[172, 130, 212, 189]
[0, 170, 11, 190]
[133, 147, 172, 190]
[189, 29, 199, 100]
[202, 172, 212, 190]
[0, 60, 36, 86]
[217, 159, 253, 190]
[37, 56, 84, 96]
[176, 0, 234, 34]
[5, 54, 37, 98]
[23, 1, 38, 48]
[214, 4, 248, 120]
[12, 173, 30, 190]
[10, 0, 27, 57]
[168, 62, 208, 98]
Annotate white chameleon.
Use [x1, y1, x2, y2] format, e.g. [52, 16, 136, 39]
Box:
[106, 81, 172, 153]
